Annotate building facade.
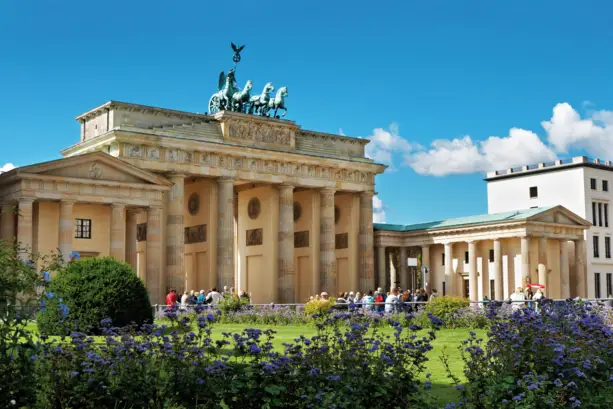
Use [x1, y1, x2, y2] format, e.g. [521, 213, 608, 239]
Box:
[0, 101, 386, 304]
[487, 157, 613, 298]
[374, 206, 590, 301]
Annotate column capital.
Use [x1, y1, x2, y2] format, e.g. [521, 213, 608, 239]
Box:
[18, 197, 36, 204]
[466, 239, 479, 244]
[320, 187, 336, 195]
[217, 176, 235, 184]
[166, 172, 187, 180]
[111, 203, 127, 209]
[278, 183, 294, 190]
[59, 198, 77, 205]
[148, 205, 164, 211]
[359, 190, 374, 198]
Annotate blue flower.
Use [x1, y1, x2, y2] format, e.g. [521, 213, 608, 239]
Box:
[42, 271, 50, 282]
[45, 291, 54, 299]
[69, 251, 80, 261]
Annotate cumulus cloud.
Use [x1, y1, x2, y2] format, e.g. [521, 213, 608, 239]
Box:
[0, 163, 15, 174]
[365, 123, 415, 170]
[362, 102, 613, 176]
[373, 195, 386, 223]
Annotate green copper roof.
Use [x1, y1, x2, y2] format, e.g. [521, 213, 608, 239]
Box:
[374, 206, 556, 232]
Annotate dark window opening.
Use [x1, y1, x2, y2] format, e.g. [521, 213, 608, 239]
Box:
[606, 237, 611, 259]
[591, 178, 597, 190]
[490, 279, 495, 300]
[599, 203, 603, 227]
[75, 218, 92, 239]
[595, 273, 602, 299]
[607, 273, 612, 298]
[604, 180, 609, 192]
[529, 186, 538, 198]
[442, 282, 446, 296]
[592, 202, 597, 226]
[594, 236, 600, 258]
[606, 204, 609, 228]
[442, 253, 445, 266]
[489, 249, 494, 263]
[464, 251, 469, 264]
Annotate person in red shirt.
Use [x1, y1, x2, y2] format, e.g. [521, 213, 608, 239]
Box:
[165, 288, 178, 308]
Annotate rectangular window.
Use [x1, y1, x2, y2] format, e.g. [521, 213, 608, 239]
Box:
[607, 273, 612, 298]
[595, 273, 601, 299]
[75, 219, 92, 239]
[529, 186, 538, 198]
[599, 203, 603, 227]
[606, 204, 609, 228]
[442, 253, 445, 266]
[606, 237, 611, 259]
[489, 249, 494, 263]
[593, 202, 598, 226]
[594, 236, 600, 258]
[490, 279, 495, 300]
[591, 178, 597, 190]
[604, 180, 609, 192]
[464, 251, 469, 264]
[442, 282, 446, 296]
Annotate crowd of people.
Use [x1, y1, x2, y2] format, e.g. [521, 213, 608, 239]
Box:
[310, 287, 439, 314]
[165, 286, 250, 308]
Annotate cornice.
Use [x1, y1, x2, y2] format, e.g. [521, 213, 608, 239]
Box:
[75, 101, 211, 123]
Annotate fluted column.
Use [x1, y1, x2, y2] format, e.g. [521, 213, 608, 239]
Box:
[58, 200, 75, 261]
[493, 239, 503, 300]
[538, 237, 548, 288]
[560, 240, 570, 299]
[399, 247, 408, 290]
[422, 245, 431, 293]
[110, 203, 126, 261]
[520, 236, 530, 287]
[1, 201, 15, 243]
[17, 198, 34, 258]
[217, 177, 235, 289]
[575, 238, 586, 298]
[468, 241, 478, 301]
[146, 206, 163, 303]
[126, 209, 139, 270]
[359, 191, 374, 292]
[444, 242, 454, 295]
[320, 188, 336, 294]
[166, 174, 185, 292]
[377, 245, 386, 289]
[278, 183, 295, 303]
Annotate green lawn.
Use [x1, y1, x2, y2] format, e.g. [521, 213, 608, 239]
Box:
[24, 321, 482, 405]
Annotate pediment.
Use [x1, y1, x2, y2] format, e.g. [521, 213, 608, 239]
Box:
[528, 206, 591, 227]
[15, 152, 171, 186]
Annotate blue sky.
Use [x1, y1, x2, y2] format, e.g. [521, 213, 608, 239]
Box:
[2, 0, 613, 224]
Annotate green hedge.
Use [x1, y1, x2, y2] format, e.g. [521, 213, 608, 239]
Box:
[37, 257, 153, 335]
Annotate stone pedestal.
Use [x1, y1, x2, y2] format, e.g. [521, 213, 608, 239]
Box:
[217, 177, 235, 289]
[110, 203, 126, 261]
[17, 198, 34, 258]
[359, 191, 374, 292]
[278, 184, 295, 303]
[493, 239, 503, 300]
[146, 206, 163, 303]
[320, 188, 336, 294]
[58, 200, 75, 261]
[166, 174, 185, 292]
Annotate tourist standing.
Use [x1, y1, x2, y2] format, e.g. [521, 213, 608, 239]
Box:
[385, 287, 400, 314]
[165, 288, 178, 308]
[429, 289, 438, 301]
[510, 287, 526, 311]
[197, 290, 206, 304]
[180, 291, 189, 309]
[206, 288, 223, 305]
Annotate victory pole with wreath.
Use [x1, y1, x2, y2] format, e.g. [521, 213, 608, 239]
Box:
[208, 43, 289, 118]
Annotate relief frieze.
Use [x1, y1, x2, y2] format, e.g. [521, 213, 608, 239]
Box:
[227, 119, 292, 147]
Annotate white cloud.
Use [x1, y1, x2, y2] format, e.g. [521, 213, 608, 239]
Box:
[373, 195, 386, 223]
[542, 102, 613, 157]
[365, 123, 415, 170]
[0, 163, 15, 174]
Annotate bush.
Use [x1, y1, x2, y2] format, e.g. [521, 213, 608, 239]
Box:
[425, 296, 469, 326]
[303, 297, 336, 316]
[37, 257, 152, 335]
[448, 300, 613, 408]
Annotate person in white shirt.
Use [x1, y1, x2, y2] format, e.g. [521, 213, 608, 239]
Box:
[385, 287, 400, 314]
[509, 287, 526, 311]
[533, 288, 544, 312]
[206, 288, 223, 305]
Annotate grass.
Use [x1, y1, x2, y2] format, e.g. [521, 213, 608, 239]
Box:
[23, 321, 483, 405]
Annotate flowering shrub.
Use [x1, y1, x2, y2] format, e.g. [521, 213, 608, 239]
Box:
[425, 296, 469, 327]
[446, 299, 613, 408]
[20, 306, 443, 408]
[303, 297, 336, 315]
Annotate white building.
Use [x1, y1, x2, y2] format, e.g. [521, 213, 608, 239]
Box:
[486, 156, 613, 299]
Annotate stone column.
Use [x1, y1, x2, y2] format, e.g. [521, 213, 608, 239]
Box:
[278, 183, 295, 303]
[377, 246, 386, 289]
[422, 245, 431, 293]
[1, 201, 15, 243]
[538, 237, 548, 288]
[16, 198, 35, 257]
[493, 239, 503, 300]
[359, 191, 374, 292]
[58, 200, 75, 261]
[110, 203, 126, 261]
[399, 247, 408, 290]
[126, 209, 139, 270]
[146, 206, 163, 304]
[560, 240, 570, 299]
[444, 242, 454, 295]
[217, 177, 235, 289]
[520, 236, 530, 287]
[320, 188, 336, 294]
[468, 241, 478, 301]
[574, 238, 587, 298]
[166, 174, 185, 292]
